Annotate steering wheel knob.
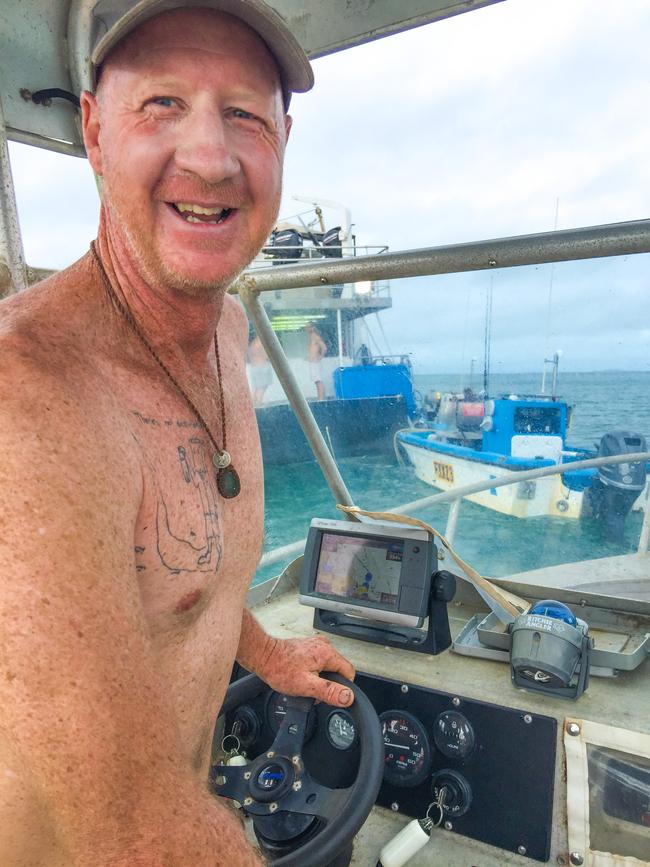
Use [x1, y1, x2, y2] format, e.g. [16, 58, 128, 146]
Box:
[248, 756, 295, 802]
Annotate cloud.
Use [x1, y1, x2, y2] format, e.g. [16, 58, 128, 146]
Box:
[284, 0, 650, 246]
[281, 0, 650, 369]
[8, 143, 100, 269]
[6, 0, 650, 371]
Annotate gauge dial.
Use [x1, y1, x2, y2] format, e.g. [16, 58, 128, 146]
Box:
[326, 710, 357, 751]
[433, 711, 475, 760]
[265, 692, 316, 742]
[379, 710, 432, 787]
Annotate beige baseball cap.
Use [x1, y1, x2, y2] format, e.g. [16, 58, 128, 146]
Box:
[89, 0, 314, 98]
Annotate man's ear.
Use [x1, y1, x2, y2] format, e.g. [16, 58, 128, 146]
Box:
[284, 114, 293, 144]
[81, 91, 103, 175]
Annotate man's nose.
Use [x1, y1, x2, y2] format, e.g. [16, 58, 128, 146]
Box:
[174, 109, 240, 183]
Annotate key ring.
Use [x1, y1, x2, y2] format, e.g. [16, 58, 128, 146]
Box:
[425, 800, 444, 828]
[221, 733, 241, 756]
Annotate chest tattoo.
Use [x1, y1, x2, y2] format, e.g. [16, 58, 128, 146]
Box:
[156, 438, 222, 573]
[132, 412, 223, 576]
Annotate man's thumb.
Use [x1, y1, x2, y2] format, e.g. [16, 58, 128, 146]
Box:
[312, 677, 354, 707]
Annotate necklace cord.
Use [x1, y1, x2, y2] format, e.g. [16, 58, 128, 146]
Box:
[89, 241, 230, 464]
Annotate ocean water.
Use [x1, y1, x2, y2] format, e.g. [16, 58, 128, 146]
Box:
[256, 371, 650, 585]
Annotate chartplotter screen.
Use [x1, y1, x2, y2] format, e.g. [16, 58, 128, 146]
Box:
[314, 533, 403, 609]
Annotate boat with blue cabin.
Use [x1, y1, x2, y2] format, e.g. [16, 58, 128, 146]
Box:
[397, 386, 647, 539]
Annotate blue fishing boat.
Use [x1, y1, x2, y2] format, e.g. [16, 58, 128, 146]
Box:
[397, 388, 647, 538]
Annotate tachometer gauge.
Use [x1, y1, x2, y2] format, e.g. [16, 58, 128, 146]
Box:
[379, 710, 432, 787]
[326, 710, 357, 751]
[265, 692, 316, 742]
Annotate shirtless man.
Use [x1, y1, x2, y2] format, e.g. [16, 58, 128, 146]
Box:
[248, 333, 273, 406]
[0, 3, 355, 865]
[305, 322, 328, 400]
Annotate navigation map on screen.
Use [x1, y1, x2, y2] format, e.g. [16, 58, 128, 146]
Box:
[314, 533, 403, 608]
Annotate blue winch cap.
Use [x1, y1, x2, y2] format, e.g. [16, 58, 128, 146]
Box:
[529, 599, 577, 627]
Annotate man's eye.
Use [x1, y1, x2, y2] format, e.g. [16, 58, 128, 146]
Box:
[151, 97, 176, 108]
[231, 108, 258, 122]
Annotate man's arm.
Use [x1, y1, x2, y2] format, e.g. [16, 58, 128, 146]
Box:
[0, 362, 262, 866]
[236, 610, 355, 707]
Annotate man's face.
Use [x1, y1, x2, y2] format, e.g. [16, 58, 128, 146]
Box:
[83, 9, 291, 294]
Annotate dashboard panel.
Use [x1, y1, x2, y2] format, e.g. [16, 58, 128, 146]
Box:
[356, 672, 557, 862]
[221, 671, 557, 862]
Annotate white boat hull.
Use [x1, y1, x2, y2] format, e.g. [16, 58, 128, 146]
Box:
[401, 442, 585, 518]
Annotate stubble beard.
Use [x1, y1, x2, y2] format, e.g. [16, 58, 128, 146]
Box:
[103, 196, 272, 299]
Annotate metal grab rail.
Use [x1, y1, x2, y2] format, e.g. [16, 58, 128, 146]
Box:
[252, 244, 390, 264]
[0, 97, 28, 295]
[258, 450, 650, 569]
[232, 219, 650, 295]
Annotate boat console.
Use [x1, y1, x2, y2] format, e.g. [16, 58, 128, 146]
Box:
[213, 533, 650, 867]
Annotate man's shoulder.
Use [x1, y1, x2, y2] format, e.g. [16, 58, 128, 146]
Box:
[221, 293, 249, 351]
[0, 255, 102, 387]
[0, 256, 125, 446]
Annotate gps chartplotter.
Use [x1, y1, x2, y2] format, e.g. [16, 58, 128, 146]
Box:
[300, 518, 455, 655]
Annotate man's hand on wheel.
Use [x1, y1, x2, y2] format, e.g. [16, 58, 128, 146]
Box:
[256, 635, 355, 707]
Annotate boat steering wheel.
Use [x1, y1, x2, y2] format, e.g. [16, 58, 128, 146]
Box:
[212, 672, 384, 866]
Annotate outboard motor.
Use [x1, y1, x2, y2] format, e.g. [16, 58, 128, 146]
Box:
[263, 228, 303, 264]
[586, 431, 647, 543]
[321, 225, 343, 257]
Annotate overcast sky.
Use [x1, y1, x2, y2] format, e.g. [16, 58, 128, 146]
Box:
[8, 0, 650, 372]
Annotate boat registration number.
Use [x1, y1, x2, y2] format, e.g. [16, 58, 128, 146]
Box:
[433, 461, 454, 483]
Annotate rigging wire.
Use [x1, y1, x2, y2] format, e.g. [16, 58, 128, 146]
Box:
[541, 197, 560, 393]
[483, 274, 493, 397]
[362, 315, 384, 357]
[458, 281, 472, 392]
[374, 309, 394, 357]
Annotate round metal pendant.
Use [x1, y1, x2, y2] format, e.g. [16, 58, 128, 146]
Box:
[217, 466, 241, 499]
[213, 450, 232, 470]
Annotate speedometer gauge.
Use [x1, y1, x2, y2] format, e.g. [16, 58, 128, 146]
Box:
[379, 710, 432, 787]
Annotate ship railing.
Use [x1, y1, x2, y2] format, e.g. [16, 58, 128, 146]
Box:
[364, 353, 412, 366]
[251, 244, 390, 266]
[258, 450, 650, 576]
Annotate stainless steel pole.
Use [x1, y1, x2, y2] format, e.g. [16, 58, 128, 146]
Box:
[444, 498, 461, 546]
[336, 308, 343, 367]
[0, 96, 27, 295]
[239, 284, 357, 514]
[230, 220, 650, 295]
[637, 487, 650, 555]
